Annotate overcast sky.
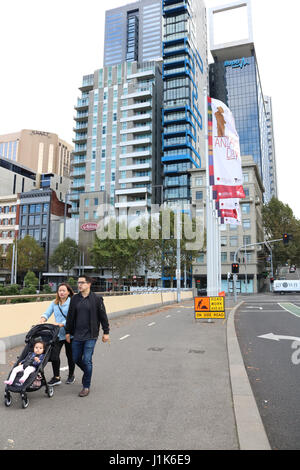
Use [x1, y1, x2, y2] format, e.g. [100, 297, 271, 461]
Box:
[0, 0, 299, 218]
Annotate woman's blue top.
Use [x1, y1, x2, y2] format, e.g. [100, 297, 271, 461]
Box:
[42, 297, 71, 341]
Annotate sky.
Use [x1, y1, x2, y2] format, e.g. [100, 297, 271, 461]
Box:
[0, 0, 299, 218]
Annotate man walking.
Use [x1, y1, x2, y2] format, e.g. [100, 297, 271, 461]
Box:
[65, 276, 110, 397]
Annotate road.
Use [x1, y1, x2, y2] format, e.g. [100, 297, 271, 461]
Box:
[0, 301, 238, 450]
[235, 293, 300, 450]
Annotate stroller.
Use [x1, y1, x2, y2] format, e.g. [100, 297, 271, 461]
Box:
[4, 324, 60, 409]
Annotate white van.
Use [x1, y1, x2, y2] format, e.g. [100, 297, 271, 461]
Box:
[273, 280, 300, 294]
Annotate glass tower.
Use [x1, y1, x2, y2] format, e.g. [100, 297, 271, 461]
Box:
[161, 0, 207, 207]
[209, 54, 272, 203]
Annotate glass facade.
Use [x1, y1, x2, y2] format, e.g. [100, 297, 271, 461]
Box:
[162, 0, 205, 206]
[209, 55, 271, 202]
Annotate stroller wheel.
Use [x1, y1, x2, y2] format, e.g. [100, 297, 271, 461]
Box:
[4, 395, 12, 407]
[21, 396, 29, 409]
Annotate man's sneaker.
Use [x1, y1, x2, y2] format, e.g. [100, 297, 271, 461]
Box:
[48, 377, 61, 386]
[65, 375, 75, 384]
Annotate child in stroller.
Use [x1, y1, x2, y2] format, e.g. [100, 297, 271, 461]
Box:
[4, 323, 60, 409]
[4, 340, 45, 385]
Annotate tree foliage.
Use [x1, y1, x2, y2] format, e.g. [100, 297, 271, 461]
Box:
[49, 238, 79, 275]
[262, 197, 300, 274]
[5, 236, 45, 273]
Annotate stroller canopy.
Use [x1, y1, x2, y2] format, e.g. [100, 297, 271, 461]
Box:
[25, 324, 60, 346]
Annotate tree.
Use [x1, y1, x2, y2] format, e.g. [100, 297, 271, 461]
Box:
[262, 197, 300, 274]
[49, 238, 79, 276]
[90, 222, 141, 290]
[6, 236, 45, 274]
[24, 271, 39, 288]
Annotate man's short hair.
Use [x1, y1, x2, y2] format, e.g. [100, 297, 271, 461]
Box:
[78, 275, 92, 285]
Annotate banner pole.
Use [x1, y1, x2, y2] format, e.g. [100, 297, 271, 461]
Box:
[204, 87, 213, 297]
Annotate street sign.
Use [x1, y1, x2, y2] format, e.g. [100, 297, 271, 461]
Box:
[194, 296, 225, 319]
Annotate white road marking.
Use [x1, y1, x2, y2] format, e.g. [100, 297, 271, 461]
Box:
[166, 315, 171, 318]
[60, 366, 69, 371]
[148, 322, 156, 327]
[119, 335, 130, 341]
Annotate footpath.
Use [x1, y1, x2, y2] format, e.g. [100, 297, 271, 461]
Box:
[0, 295, 271, 451]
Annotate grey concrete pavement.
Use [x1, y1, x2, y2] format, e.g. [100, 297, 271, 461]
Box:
[0, 298, 270, 450]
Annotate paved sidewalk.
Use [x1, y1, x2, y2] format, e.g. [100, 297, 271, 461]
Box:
[0, 298, 270, 450]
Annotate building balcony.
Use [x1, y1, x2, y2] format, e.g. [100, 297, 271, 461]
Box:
[121, 163, 152, 172]
[121, 101, 152, 112]
[120, 125, 152, 135]
[120, 113, 152, 123]
[115, 187, 150, 196]
[73, 145, 87, 155]
[71, 181, 85, 190]
[118, 176, 151, 184]
[127, 69, 155, 80]
[120, 138, 151, 147]
[70, 169, 86, 178]
[115, 199, 149, 209]
[74, 112, 89, 122]
[73, 133, 88, 144]
[74, 98, 89, 111]
[119, 150, 152, 159]
[72, 156, 86, 166]
[79, 75, 94, 92]
[73, 122, 88, 133]
[121, 89, 152, 100]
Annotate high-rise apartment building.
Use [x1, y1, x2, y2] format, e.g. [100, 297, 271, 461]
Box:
[71, 61, 163, 220]
[208, 1, 274, 203]
[104, 0, 162, 66]
[161, 0, 208, 207]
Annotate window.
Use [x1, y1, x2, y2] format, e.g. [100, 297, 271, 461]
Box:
[35, 215, 40, 225]
[29, 215, 35, 226]
[243, 235, 251, 246]
[221, 252, 227, 262]
[243, 219, 251, 229]
[196, 191, 203, 201]
[84, 212, 89, 220]
[230, 236, 238, 247]
[195, 177, 203, 186]
[196, 254, 204, 263]
[221, 236, 227, 246]
[241, 203, 250, 214]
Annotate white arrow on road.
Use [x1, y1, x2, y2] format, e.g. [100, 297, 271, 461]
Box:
[258, 333, 300, 342]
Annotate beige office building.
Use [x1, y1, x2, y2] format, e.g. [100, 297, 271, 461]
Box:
[191, 155, 266, 294]
[0, 130, 73, 177]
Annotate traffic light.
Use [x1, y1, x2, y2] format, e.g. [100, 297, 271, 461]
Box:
[232, 263, 239, 274]
[270, 277, 274, 283]
[283, 233, 289, 245]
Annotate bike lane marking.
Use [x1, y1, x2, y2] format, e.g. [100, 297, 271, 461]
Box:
[278, 302, 300, 318]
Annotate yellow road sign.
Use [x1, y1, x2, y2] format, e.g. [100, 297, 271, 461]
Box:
[194, 296, 225, 319]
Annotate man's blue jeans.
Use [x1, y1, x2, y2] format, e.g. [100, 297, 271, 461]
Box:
[72, 339, 97, 389]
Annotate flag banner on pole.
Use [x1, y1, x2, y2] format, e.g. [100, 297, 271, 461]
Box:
[210, 98, 245, 201]
[218, 208, 238, 219]
[215, 198, 240, 211]
[207, 97, 214, 186]
[222, 205, 242, 225]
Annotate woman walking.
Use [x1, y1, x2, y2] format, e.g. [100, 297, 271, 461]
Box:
[40, 283, 75, 386]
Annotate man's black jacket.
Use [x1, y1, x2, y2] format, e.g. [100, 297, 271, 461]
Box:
[65, 291, 109, 338]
